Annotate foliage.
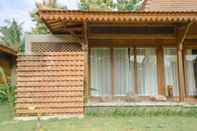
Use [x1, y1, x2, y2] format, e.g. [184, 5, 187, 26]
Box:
[0, 86, 15, 106]
[43, 0, 58, 8]
[115, 0, 141, 11]
[80, 0, 143, 11]
[0, 67, 15, 107]
[30, 11, 49, 35]
[31, 0, 66, 34]
[80, 0, 114, 11]
[0, 19, 24, 52]
[36, 0, 66, 9]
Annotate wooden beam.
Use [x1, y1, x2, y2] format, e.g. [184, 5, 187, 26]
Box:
[83, 22, 89, 102]
[0, 45, 17, 56]
[61, 21, 82, 43]
[156, 45, 165, 96]
[88, 34, 176, 40]
[177, 23, 194, 50]
[88, 33, 197, 40]
[89, 24, 177, 27]
[185, 34, 197, 39]
[64, 27, 82, 32]
[176, 22, 193, 102]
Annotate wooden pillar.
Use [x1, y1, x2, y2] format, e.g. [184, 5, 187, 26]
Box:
[156, 46, 165, 96]
[177, 46, 185, 101]
[82, 22, 89, 102]
[176, 22, 193, 101]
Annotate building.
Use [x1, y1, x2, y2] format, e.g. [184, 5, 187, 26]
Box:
[16, 0, 197, 117]
[0, 43, 17, 86]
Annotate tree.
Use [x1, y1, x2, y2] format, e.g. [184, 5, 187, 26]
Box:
[31, 0, 66, 34]
[0, 19, 24, 52]
[36, 0, 59, 9]
[30, 11, 49, 34]
[80, 0, 143, 11]
[116, 0, 142, 11]
[80, 0, 114, 11]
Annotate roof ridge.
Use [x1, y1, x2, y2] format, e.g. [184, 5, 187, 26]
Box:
[142, 0, 197, 12]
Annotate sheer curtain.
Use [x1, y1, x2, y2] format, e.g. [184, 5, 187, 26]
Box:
[90, 48, 111, 96]
[164, 48, 179, 96]
[185, 49, 197, 96]
[114, 48, 134, 96]
[136, 48, 158, 96]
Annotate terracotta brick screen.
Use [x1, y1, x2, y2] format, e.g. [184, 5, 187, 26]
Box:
[16, 52, 84, 117]
[31, 42, 81, 53]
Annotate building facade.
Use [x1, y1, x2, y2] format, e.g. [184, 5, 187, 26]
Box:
[16, 0, 197, 117]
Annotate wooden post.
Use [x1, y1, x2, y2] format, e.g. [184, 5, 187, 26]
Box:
[82, 22, 89, 102]
[156, 46, 165, 96]
[176, 22, 193, 101]
[177, 47, 185, 101]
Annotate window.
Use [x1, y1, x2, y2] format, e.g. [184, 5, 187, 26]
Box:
[90, 48, 112, 96]
[114, 48, 134, 96]
[136, 48, 158, 96]
[90, 48, 158, 97]
[184, 49, 197, 96]
[164, 48, 179, 96]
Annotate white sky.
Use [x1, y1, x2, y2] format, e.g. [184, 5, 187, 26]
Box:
[0, 0, 80, 32]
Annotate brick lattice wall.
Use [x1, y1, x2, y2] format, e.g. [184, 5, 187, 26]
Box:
[31, 42, 82, 52]
[16, 52, 84, 117]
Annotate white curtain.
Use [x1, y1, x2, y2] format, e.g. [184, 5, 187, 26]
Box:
[137, 48, 158, 96]
[185, 49, 197, 96]
[114, 48, 134, 96]
[90, 48, 159, 97]
[164, 48, 179, 96]
[90, 48, 111, 96]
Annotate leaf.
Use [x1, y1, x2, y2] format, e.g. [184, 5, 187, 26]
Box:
[0, 19, 23, 51]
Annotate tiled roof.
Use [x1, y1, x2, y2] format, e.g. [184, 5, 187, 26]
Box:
[38, 9, 197, 34]
[0, 43, 17, 56]
[142, 0, 197, 12]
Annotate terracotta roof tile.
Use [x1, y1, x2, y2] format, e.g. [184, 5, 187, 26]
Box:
[142, 0, 197, 12]
[38, 9, 197, 34]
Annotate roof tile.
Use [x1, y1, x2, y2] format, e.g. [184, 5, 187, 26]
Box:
[142, 0, 197, 11]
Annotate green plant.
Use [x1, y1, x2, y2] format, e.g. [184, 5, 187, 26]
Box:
[0, 85, 15, 106]
[80, 0, 143, 11]
[0, 67, 15, 107]
[0, 19, 24, 52]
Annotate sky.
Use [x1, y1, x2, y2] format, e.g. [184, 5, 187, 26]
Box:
[0, 0, 80, 32]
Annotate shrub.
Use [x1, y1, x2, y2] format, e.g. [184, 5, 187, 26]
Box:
[0, 66, 15, 107]
[0, 85, 15, 106]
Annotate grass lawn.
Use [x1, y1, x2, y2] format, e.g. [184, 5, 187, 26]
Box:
[0, 103, 197, 131]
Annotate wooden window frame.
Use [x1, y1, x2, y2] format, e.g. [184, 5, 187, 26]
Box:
[89, 46, 166, 98]
[183, 47, 197, 97]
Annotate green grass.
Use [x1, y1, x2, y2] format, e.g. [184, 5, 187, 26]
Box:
[0, 103, 197, 131]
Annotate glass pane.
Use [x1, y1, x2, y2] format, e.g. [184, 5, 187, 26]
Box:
[136, 48, 158, 96]
[114, 48, 134, 96]
[164, 48, 179, 96]
[184, 49, 197, 96]
[90, 48, 111, 96]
